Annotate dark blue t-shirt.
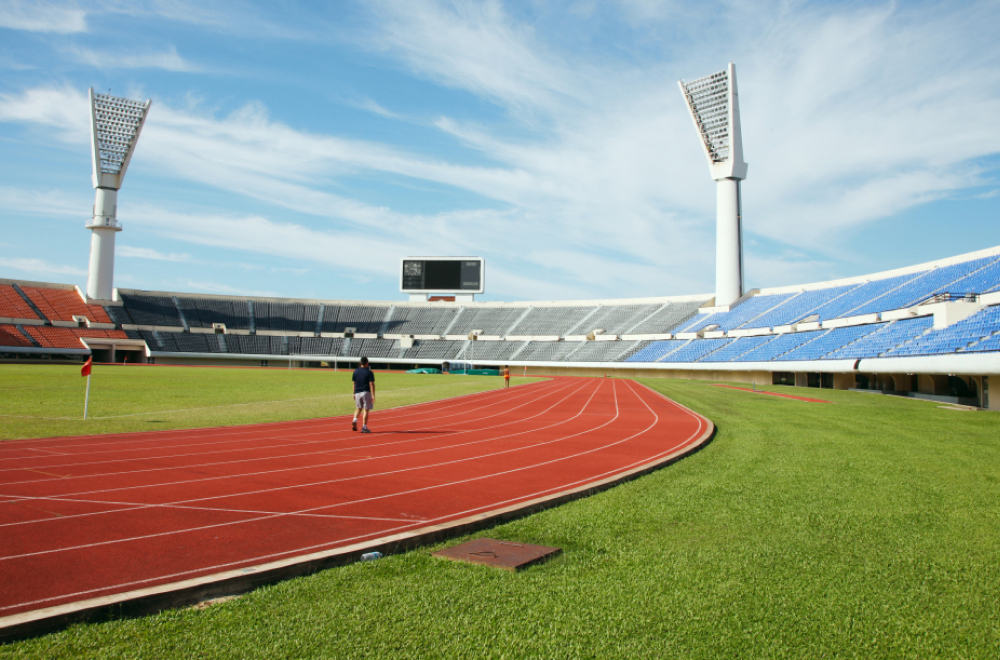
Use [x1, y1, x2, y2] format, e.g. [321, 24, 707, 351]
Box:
[352, 367, 375, 393]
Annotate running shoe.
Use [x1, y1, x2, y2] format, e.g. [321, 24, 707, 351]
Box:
[352, 420, 357, 431]
[361, 427, 371, 434]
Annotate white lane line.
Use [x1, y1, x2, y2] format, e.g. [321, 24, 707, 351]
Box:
[0, 380, 573, 485]
[0, 380, 593, 527]
[3, 378, 710, 614]
[0, 380, 516, 429]
[0, 379, 559, 460]
[0, 380, 584, 506]
[22, 448, 70, 456]
[0, 379, 561, 471]
[0, 379, 611, 558]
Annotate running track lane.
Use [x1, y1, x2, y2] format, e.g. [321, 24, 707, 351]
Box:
[0, 377, 713, 627]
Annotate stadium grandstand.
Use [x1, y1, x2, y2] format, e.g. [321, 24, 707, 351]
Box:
[3, 242, 1000, 409]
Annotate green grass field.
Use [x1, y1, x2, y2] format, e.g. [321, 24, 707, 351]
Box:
[0, 364, 508, 440]
[2, 367, 999, 659]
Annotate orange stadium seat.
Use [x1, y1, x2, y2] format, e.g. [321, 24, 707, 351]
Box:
[0, 325, 33, 347]
[19, 286, 112, 324]
[0, 285, 38, 320]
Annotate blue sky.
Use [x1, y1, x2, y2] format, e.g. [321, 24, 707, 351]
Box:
[1, 0, 999, 302]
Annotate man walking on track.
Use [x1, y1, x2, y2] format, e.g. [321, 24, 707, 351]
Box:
[503, 365, 510, 389]
[352, 356, 375, 433]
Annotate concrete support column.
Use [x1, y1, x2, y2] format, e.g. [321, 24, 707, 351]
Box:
[716, 177, 743, 307]
[928, 374, 949, 396]
[86, 187, 121, 301]
[833, 373, 854, 390]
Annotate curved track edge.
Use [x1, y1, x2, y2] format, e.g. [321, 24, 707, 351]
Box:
[0, 381, 715, 643]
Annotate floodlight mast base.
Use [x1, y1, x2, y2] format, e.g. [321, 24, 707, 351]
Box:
[715, 177, 743, 308]
[86, 187, 121, 300]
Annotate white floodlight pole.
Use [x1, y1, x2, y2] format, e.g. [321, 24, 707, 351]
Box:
[86, 88, 151, 301]
[679, 62, 748, 307]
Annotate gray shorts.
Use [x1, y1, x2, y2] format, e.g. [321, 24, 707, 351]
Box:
[354, 391, 373, 410]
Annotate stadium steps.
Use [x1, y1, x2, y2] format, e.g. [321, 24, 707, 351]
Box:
[740, 290, 807, 329]
[508, 341, 531, 361]
[927, 256, 1000, 296]
[172, 296, 189, 331]
[843, 257, 996, 317]
[0, 325, 33, 347]
[10, 284, 48, 322]
[881, 326, 937, 356]
[20, 286, 113, 324]
[174, 298, 203, 329]
[248, 300, 257, 334]
[378, 306, 396, 336]
[564, 307, 602, 336]
[439, 308, 465, 337]
[787, 284, 862, 325]
[770, 331, 829, 361]
[315, 304, 326, 335]
[611, 341, 643, 362]
[15, 325, 41, 347]
[700, 335, 775, 362]
[624, 301, 704, 335]
[622, 303, 667, 334]
[837, 274, 930, 318]
[654, 339, 693, 362]
[718, 293, 798, 332]
[821, 325, 880, 358]
[0, 285, 38, 319]
[743, 284, 858, 330]
[614, 340, 649, 361]
[505, 307, 534, 337]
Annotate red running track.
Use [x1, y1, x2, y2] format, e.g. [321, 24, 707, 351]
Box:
[0, 377, 712, 627]
[712, 384, 831, 403]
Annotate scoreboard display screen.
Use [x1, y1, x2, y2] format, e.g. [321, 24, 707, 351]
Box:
[400, 257, 484, 293]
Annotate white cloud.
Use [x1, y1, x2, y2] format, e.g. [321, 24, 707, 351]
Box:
[358, 0, 1000, 282]
[358, 98, 399, 119]
[0, 185, 87, 218]
[362, 0, 590, 121]
[175, 279, 280, 297]
[1, 1, 1000, 297]
[0, 256, 85, 278]
[68, 45, 198, 72]
[117, 246, 192, 261]
[0, 0, 87, 33]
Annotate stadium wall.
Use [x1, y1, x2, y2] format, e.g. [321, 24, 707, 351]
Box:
[4, 244, 1000, 409]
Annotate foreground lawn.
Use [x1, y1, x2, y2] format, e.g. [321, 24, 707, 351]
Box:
[2, 377, 998, 658]
[0, 364, 509, 440]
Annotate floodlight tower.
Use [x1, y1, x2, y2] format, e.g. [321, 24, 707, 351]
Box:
[86, 88, 151, 301]
[679, 62, 748, 307]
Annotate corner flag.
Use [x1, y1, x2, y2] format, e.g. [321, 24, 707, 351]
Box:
[82, 357, 93, 418]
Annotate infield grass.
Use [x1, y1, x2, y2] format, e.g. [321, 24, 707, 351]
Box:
[0, 364, 511, 440]
[2, 374, 999, 659]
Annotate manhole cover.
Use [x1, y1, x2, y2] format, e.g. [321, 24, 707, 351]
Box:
[432, 538, 561, 571]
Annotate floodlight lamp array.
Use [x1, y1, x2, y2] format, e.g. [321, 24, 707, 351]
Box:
[680, 70, 731, 163]
[92, 93, 150, 175]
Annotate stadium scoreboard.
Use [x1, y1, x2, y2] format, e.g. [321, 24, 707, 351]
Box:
[400, 257, 484, 294]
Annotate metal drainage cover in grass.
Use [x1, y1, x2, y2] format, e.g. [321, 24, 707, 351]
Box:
[432, 538, 561, 571]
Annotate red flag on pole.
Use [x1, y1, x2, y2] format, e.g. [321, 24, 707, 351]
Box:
[81, 357, 92, 377]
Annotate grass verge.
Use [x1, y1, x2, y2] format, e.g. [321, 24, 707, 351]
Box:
[2, 376, 998, 659]
[0, 364, 511, 440]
